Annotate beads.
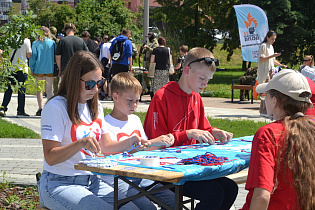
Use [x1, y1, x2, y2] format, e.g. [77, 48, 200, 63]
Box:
[179, 152, 231, 166]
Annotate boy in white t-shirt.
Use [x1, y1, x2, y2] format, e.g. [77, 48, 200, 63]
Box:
[101, 72, 175, 209]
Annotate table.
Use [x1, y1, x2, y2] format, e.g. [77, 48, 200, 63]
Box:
[74, 136, 253, 209]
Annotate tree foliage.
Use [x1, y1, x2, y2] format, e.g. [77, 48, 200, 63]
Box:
[27, 0, 142, 42]
[0, 10, 41, 92]
[153, 0, 315, 66]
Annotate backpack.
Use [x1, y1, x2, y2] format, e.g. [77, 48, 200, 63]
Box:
[111, 39, 126, 62]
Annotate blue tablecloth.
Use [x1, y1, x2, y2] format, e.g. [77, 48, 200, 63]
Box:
[95, 136, 253, 185]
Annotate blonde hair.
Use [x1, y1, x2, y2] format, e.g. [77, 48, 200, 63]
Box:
[183, 47, 216, 72]
[304, 55, 314, 66]
[37, 26, 51, 42]
[110, 73, 142, 96]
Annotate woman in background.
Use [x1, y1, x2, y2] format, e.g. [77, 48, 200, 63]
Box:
[150, 36, 173, 95]
[257, 30, 286, 117]
[29, 26, 56, 116]
[298, 55, 314, 72]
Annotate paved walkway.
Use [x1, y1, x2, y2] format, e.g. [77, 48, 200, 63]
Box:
[0, 92, 271, 209]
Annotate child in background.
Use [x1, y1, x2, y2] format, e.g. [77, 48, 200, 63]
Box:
[174, 45, 188, 77]
[241, 69, 315, 209]
[144, 47, 238, 210]
[101, 72, 175, 209]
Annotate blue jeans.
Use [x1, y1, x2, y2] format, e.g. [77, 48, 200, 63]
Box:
[1, 71, 27, 113]
[38, 171, 140, 210]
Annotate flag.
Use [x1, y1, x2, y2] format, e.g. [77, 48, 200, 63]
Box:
[234, 4, 269, 63]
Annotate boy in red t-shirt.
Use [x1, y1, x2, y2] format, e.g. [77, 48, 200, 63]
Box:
[144, 47, 237, 210]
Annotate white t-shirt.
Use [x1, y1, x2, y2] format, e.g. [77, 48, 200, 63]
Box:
[99, 42, 111, 68]
[104, 114, 147, 141]
[101, 114, 148, 184]
[41, 96, 108, 176]
[301, 66, 315, 83]
[257, 43, 275, 84]
[11, 38, 32, 73]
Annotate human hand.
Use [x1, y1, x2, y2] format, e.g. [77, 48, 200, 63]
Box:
[58, 71, 61, 77]
[150, 134, 174, 147]
[187, 129, 215, 145]
[31, 72, 35, 77]
[211, 128, 233, 143]
[274, 53, 281, 58]
[79, 136, 101, 154]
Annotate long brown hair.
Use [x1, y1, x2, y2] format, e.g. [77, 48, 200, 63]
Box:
[270, 89, 315, 209]
[57, 51, 103, 125]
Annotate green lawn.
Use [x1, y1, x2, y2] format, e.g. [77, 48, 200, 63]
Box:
[0, 119, 40, 139]
[104, 108, 268, 138]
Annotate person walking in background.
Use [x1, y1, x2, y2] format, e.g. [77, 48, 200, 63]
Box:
[55, 23, 88, 78]
[81, 30, 99, 55]
[150, 36, 173, 94]
[173, 45, 188, 79]
[29, 26, 56, 116]
[241, 69, 315, 209]
[49, 26, 61, 96]
[257, 30, 286, 117]
[141, 32, 158, 94]
[99, 35, 113, 100]
[109, 28, 133, 76]
[0, 35, 32, 117]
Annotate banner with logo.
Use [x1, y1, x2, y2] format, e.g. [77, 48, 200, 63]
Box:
[234, 4, 269, 63]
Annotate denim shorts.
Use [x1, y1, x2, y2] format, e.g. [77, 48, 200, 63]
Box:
[38, 170, 139, 210]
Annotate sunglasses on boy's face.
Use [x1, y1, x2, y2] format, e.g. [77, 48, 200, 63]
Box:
[188, 57, 220, 67]
[304, 59, 310, 62]
[80, 78, 105, 90]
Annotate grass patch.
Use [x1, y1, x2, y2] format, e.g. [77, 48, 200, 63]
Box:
[0, 119, 40, 139]
[104, 108, 268, 138]
[201, 69, 245, 98]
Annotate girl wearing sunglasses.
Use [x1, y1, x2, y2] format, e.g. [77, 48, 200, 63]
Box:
[37, 51, 146, 209]
[298, 55, 314, 72]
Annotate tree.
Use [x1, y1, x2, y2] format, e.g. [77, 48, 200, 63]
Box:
[0, 10, 41, 92]
[153, 0, 315, 66]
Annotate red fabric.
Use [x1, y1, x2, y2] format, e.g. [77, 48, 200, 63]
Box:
[241, 120, 297, 210]
[305, 77, 315, 117]
[144, 81, 214, 147]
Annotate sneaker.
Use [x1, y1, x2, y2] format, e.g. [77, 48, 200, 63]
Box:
[0, 110, 5, 117]
[16, 112, 30, 117]
[36, 109, 42, 116]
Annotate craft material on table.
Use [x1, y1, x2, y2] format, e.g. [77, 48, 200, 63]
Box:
[77, 136, 253, 184]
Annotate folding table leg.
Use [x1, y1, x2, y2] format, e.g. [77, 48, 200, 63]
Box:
[174, 184, 184, 210]
[114, 176, 118, 210]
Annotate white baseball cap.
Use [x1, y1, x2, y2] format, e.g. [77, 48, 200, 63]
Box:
[256, 69, 312, 103]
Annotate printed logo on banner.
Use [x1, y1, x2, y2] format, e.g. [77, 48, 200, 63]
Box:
[243, 13, 260, 42]
[252, 50, 259, 59]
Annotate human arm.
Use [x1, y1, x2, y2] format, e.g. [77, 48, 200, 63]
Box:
[55, 55, 61, 77]
[128, 56, 134, 72]
[150, 54, 155, 63]
[42, 136, 101, 166]
[147, 134, 174, 150]
[26, 52, 32, 59]
[274, 59, 287, 68]
[249, 188, 270, 210]
[99, 133, 150, 154]
[259, 53, 281, 62]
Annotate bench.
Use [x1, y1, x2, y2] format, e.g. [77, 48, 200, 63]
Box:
[231, 79, 255, 104]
